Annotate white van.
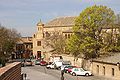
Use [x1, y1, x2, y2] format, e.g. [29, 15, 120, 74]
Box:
[46, 61, 62, 69]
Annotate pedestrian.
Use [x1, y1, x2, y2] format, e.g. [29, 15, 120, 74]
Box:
[61, 70, 64, 80]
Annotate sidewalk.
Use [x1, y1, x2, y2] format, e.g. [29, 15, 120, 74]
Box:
[21, 67, 59, 80]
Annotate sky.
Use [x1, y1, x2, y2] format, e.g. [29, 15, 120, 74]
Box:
[0, 0, 120, 37]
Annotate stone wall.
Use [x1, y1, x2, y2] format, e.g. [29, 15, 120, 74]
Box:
[92, 61, 120, 80]
[0, 62, 21, 80]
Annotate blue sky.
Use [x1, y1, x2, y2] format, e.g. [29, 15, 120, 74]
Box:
[0, 0, 120, 36]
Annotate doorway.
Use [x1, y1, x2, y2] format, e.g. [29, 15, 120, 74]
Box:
[37, 51, 41, 59]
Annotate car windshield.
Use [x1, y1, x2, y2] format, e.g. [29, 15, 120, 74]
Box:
[80, 68, 85, 71]
[36, 60, 40, 61]
[26, 61, 31, 62]
[26, 59, 31, 62]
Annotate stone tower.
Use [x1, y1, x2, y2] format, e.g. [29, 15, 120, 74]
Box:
[33, 19, 44, 59]
[36, 19, 44, 38]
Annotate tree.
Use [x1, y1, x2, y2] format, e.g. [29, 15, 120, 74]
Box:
[44, 31, 66, 55]
[67, 34, 81, 58]
[100, 14, 120, 52]
[0, 25, 20, 66]
[67, 5, 115, 59]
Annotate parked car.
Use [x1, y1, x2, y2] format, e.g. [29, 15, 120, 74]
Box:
[21, 59, 33, 67]
[60, 64, 71, 71]
[54, 61, 63, 69]
[46, 63, 55, 69]
[35, 59, 41, 65]
[21, 60, 25, 67]
[64, 65, 77, 73]
[70, 68, 92, 76]
[40, 60, 47, 66]
[24, 59, 33, 66]
[16, 59, 26, 67]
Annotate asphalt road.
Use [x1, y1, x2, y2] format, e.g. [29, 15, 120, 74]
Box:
[21, 65, 114, 80]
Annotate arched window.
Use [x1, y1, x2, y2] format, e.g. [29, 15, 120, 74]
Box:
[68, 34, 70, 38]
[38, 27, 39, 31]
[45, 32, 50, 37]
[33, 34, 36, 38]
[43, 33, 45, 38]
[65, 34, 67, 39]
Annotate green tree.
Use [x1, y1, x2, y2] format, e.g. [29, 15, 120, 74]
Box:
[67, 5, 115, 59]
[67, 34, 81, 58]
[0, 26, 20, 66]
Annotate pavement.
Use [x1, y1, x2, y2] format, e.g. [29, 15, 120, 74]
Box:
[21, 67, 59, 80]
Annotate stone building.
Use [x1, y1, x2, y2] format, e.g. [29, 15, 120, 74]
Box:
[32, 17, 76, 59]
[32, 16, 120, 79]
[15, 37, 33, 59]
[91, 53, 120, 80]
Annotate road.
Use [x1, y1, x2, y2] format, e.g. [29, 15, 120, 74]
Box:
[21, 65, 114, 80]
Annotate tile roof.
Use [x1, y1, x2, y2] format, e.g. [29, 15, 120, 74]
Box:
[93, 53, 120, 64]
[45, 16, 76, 27]
[17, 37, 32, 44]
[62, 28, 73, 33]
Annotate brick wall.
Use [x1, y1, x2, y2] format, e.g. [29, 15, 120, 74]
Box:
[0, 62, 21, 80]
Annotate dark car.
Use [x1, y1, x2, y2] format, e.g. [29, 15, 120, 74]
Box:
[19, 59, 25, 67]
[40, 61, 47, 66]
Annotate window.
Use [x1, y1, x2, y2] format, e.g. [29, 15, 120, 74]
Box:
[80, 68, 84, 72]
[97, 65, 99, 74]
[26, 45, 28, 48]
[37, 41, 41, 46]
[112, 68, 114, 76]
[43, 33, 45, 38]
[45, 32, 50, 37]
[74, 68, 79, 71]
[33, 34, 36, 38]
[103, 66, 105, 75]
[38, 27, 39, 31]
[65, 34, 67, 39]
[68, 34, 70, 38]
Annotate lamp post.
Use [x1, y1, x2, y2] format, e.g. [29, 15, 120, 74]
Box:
[117, 62, 120, 70]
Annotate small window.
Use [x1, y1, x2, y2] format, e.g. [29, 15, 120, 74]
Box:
[26, 45, 28, 48]
[65, 34, 67, 39]
[37, 41, 41, 46]
[97, 65, 99, 74]
[68, 34, 70, 38]
[112, 68, 114, 76]
[38, 27, 39, 31]
[103, 66, 105, 75]
[43, 33, 45, 38]
[34, 34, 36, 38]
[45, 32, 50, 37]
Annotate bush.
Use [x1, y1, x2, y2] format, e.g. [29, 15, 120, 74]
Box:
[0, 58, 6, 67]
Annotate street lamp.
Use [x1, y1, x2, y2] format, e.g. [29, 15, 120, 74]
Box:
[117, 62, 120, 70]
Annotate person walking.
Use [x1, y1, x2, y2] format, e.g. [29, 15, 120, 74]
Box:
[61, 68, 64, 80]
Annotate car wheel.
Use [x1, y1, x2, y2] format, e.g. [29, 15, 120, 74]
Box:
[72, 72, 76, 76]
[46, 67, 49, 69]
[85, 73, 89, 76]
[64, 70, 67, 73]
